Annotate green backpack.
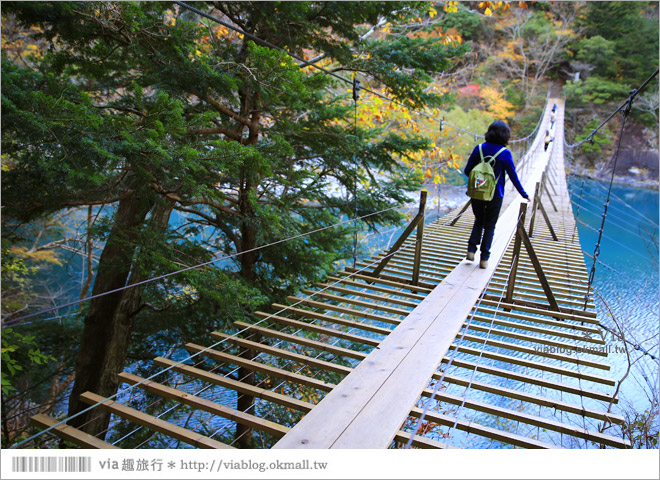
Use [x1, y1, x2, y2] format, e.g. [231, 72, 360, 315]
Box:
[467, 144, 506, 201]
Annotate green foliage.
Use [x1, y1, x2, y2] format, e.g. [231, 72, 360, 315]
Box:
[574, 36, 617, 78]
[1, 328, 56, 395]
[574, 1, 659, 86]
[573, 119, 615, 168]
[563, 77, 631, 106]
[2, 1, 468, 442]
[439, 9, 484, 40]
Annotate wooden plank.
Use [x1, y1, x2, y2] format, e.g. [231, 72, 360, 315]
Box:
[318, 282, 419, 308]
[482, 297, 598, 322]
[30, 414, 120, 449]
[392, 430, 451, 449]
[475, 307, 600, 335]
[234, 321, 369, 360]
[356, 261, 442, 284]
[433, 391, 630, 448]
[209, 331, 353, 375]
[118, 372, 290, 437]
[456, 333, 611, 369]
[287, 296, 404, 324]
[357, 260, 443, 284]
[462, 322, 608, 356]
[271, 304, 392, 337]
[338, 271, 433, 293]
[79, 392, 233, 449]
[435, 374, 624, 424]
[408, 408, 557, 449]
[449, 344, 615, 386]
[469, 313, 605, 344]
[301, 289, 413, 316]
[184, 343, 336, 392]
[153, 357, 314, 412]
[326, 276, 426, 301]
[254, 311, 381, 347]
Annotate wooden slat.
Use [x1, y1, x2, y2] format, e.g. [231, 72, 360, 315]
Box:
[234, 322, 367, 360]
[346, 266, 437, 290]
[210, 331, 353, 375]
[184, 343, 336, 392]
[392, 430, 451, 449]
[326, 276, 426, 301]
[433, 391, 631, 448]
[434, 374, 624, 424]
[30, 414, 120, 449]
[319, 282, 420, 308]
[271, 304, 392, 337]
[118, 372, 289, 437]
[481, 295, 599, 325]
[255, 311, 381, 347]
[463, 322, 608, 356]
[301, 289, 413, 316]
[408, 408, 557, 449]
[287, 296, 403, 325]
[449, 344, 615, 386]
[474, 306, 601, 334]
[235, 321, 368, 360]
[79, 392, 233, 449]
[455, 333, 611, 369]
[356, 261, 442, 284]
[153, 357, 313, 412]
[338, 271, 433, 293]
[469, 313, 604, 344]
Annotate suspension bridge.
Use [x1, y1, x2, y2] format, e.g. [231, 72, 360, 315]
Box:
[23, 97, 634, 450]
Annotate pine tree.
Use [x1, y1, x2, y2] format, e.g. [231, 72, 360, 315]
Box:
[2, 1, 467, 444]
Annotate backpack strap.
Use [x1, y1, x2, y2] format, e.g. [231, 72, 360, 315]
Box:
[478, 145, 507, 167]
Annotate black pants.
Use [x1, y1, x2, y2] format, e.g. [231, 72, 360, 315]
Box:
[467, 196, 504, 261]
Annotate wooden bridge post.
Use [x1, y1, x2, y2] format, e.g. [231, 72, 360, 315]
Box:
[411, 190, 427, 286]
[370, 190, 426, 279]
[449, 199, 471, 226]
[505, 202, 527, 305]
[528, 182, 541, 237]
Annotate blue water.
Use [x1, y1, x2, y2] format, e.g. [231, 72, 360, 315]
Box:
[567, 177, 659, 413]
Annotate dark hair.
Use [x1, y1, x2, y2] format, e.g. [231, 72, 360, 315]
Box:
[484, 120, 511, 146]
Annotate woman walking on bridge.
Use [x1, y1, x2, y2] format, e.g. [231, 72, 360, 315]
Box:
[463, 121, 529, 269]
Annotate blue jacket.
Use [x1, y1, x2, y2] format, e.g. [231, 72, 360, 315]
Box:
[464, 142, 528, 199]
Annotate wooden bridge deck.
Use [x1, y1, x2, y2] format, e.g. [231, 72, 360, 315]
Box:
[31, 98, 631, 449]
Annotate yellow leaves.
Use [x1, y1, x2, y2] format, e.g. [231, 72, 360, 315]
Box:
[480, 86, 515, 120]
[479, 1, 511, 15]
[443, 1, 459, 14]
[163, 9, 176, 26]
[429, 6, 438, 18]
[10, 247, 62, 267]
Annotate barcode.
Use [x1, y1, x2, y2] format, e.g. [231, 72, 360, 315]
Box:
[11, 456, 92, 473]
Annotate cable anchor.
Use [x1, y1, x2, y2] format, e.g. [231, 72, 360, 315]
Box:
[352, 77, 360, 102]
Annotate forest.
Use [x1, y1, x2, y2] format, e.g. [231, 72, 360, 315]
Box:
[1, 1, 658, 449]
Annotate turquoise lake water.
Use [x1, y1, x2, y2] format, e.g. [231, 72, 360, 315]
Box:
[567, 177, 659, 414]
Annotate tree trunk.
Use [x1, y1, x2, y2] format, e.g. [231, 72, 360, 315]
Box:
[235, 177, 259, 448]
[67, 194, 173, 438]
